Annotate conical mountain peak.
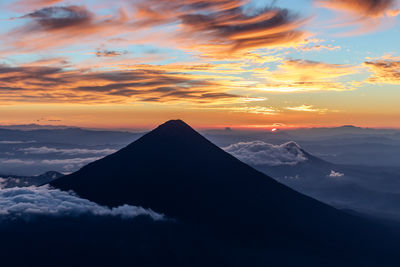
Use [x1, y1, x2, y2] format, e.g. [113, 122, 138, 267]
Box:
[158, 119, 190, 129]
[50, 119, 360, 242]
[149, 119, 197, 137]
[118, 119, 212, 156]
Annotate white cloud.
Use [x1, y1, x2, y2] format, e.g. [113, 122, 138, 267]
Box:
[0, 159, 35, 165]
[0, 157, 101, 173]
[20, 147, 117, 155]
[283, 175, 301, 180]
[41, 157, 101, 165]
[0, 186, 163, 221]
[224, 141, 307, 166]
[40, 157, 101, 171]
[328, 170, 344, 178]
[0, 141, 36, 144]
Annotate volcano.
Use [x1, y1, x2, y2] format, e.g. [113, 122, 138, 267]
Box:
[49, 120, 400, 265]
[50, 120, 339, 232]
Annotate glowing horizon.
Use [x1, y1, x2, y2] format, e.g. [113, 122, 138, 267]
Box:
[0, 0, 399, 128]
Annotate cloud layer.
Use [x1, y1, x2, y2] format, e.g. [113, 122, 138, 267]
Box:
[20, 146, 116, 155]
[224, 141, 308, 166]
[316, 0, 398, 18]
[0, 156, 100, 172]
[11, 0, 64, 11]
[133, 0, 309, 57]
[255, 59, 357, 92]
[0, 186, 163, 220]
[364, 56, 400, 84]
[6, 1, 309, 58]
[315, 0, 400, 33]
[0, 64, 240, 104]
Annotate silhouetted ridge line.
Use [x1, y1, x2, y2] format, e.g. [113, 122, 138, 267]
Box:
[49, 119, 400, 263]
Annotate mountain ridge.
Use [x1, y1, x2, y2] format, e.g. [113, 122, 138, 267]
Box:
[49, 119, 400, 265]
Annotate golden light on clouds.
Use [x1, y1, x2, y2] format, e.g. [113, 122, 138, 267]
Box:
[0, 0, 398, 128]
[364, 56, 400, 85]
[316, 0, 398, 18]
[315, 0, 400, 34]
[286, 105, 329, 113]
[254, 59, 358, 92]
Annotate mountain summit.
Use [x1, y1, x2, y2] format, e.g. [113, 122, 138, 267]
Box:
[51, 119, 335, 232]
[50, 120, 398, 258]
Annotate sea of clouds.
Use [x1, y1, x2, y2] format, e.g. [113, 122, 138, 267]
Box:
[224, 141, 308, 166]
[0, 185, 163, 221]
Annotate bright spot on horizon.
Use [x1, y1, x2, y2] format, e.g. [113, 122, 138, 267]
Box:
[271, 128, 278, 132]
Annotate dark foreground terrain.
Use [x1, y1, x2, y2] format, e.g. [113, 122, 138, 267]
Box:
[1, 214, 399, 267]
[1, 120, 400, 267]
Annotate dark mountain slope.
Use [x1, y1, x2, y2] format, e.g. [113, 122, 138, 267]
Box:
[50, 120, 400, 265]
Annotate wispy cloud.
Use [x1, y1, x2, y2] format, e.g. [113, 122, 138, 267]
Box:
[299, 44, 341, 51]
[286, 105, 328, 113]
[315, 0, 400, 33]
[0, 159, 35, 165]
[41, 157, 101, 165]
[9, 0, 64, 12]
[203, 105, 277, 115]
[20, 147, 117, 155]
[316, 0, 398, 18]
[364, 55, 400, 85]
[135, 0, 311, 57]
[21, 6, 93, 31]
[5, 5, 129, 53]
[95, 49, 128, 58]
[0, 64, 242, 104]
[255, 59, 358, 92]
[3, 1, 312, 58]
[0, 141, 36, 144]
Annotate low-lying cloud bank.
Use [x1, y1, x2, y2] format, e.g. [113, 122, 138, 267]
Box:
[0, 186, 163, 220]
[19, 146, 117, 155]
[224, 141, 307, 166]
[0, 157, 101, 172]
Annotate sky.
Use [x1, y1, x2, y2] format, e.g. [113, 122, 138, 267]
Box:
[0, 0, 399, 129]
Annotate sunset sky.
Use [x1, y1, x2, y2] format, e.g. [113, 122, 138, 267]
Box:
[0, 0, 399, 129]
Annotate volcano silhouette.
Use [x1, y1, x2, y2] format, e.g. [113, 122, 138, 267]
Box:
[50, 120, 399, 253]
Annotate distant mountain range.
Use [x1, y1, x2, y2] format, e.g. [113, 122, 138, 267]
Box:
[46, 120, 400, 266]
[0, 127, 142, 146]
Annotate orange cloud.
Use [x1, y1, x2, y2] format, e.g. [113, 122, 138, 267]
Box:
[254, 59, 358, 92]
[4, 6, 129, 53]
[316, 0, 398, 18]
[299, 44, 341, 51]
[137, 0, 310, 57]
[315, 0, 399, 33]
[10, 0, 64, 11]
[364, 55, 400, 84]
[3, 1, 311, 59]
[0, 63, 245, 104]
